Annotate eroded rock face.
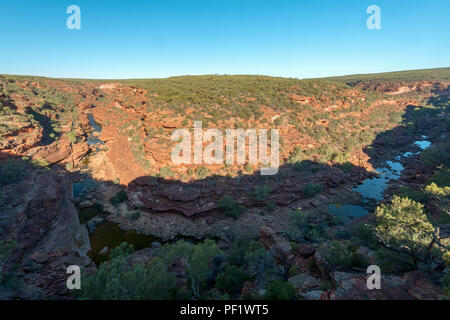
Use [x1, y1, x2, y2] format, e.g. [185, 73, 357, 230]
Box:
[127, 166, 371, 217]
[260, 226, 292, 264]
[0, 168, 93, 299]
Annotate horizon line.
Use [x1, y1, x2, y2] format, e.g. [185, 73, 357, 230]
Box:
[1, 66, 449, 82]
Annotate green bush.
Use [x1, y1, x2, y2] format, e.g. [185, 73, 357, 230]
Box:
[263, 280, 296, 300]
[302, 183, 323, 197]
[110, 190, 127, 205]
[339, 162, 354, 173]
[154, 239, 223, 298]
[195, 166, 211, 179]
[422, 147, 450, 168]
[319, 241, 368, 269]
[428, 168, 450, 188]
[218, 195, 245, 220]
[159, 166, 175, 178]
[424, 182, 450, 197]
[250, 185, 272, 202]
[215, 265, 250, 294]
[76, 243, 176, 300]
[67, 131, 77, 144]
[286, 209, 325, 242]
[265, 201, 277, 213]
[244, 163, 253, 173]
[288, 265, 300, 277]
[288, 147, 305, 164]
[31, 158, 49, 168]
[397, 187, 429, 203]
[374, 196, 434, 258]
[375, 247, 416, 275]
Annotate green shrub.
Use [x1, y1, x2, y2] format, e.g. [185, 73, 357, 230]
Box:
[288, 147, 305, 164]
[422, 148, 450, 168]
[374, 196, 434, 258]
[375, 247, 416, 275]
[244, 163, 253, 173]
[288, 265, 300, 277]
[290, 242, 299, 252]
[154, 239, 223, 298]
[218, 195, 245, 220]
[263, 280, 296, 300]
[31, 158, 49, 168]
[250, 185, 272, 202]
[215, 265, 250, 294]
[319, 241, 368, 269]
[159, 166, 175, 178]
[195, 166, 211, 179]
[287, 209, 325, 242]
[428, 168, 450, 188]
[76, 242, 176, 300]
[265, 201, 277, 213]
[110, 190, 127, 205]
[302, 183, 323, 197]
[397, 187, 429, 203]
[67, 131, 77, 144]
[339, 162, 354, 173]
[424, 182, 450, 197]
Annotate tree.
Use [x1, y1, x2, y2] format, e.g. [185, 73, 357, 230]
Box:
[215, 265, 250, 294]
[76, 242, 176, 300]
[155, 239, 223, 299]
[374, 196, 434, 260]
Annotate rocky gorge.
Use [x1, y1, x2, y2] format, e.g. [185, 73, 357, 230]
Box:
[0, 69, 449, 299]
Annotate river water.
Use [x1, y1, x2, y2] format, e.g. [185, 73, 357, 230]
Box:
[87, 113, 104, 147]
[327, 137, 431, 223]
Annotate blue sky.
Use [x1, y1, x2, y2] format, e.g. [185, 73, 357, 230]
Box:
[0, 0, 449, 79]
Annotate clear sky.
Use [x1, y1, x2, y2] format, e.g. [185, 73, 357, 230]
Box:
[0, 0, 449, 79]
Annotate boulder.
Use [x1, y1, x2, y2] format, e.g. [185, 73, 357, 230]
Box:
[313, 246, 333, 279]
[299, 290, 325, 300]
[86, 216, 104, 234]
[260, 226, 292, 264]
[288, 273, 320, 292]
[297, 244, 316, 258]
[79, 200, 94, 208]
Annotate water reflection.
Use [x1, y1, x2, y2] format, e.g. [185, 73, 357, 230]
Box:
[87, 113, 105, 146]
[327, 139, 431, 222]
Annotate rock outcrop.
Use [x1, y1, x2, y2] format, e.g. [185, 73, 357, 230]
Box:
[0, 166, 93, 299]
[325, 271, 443, 300]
